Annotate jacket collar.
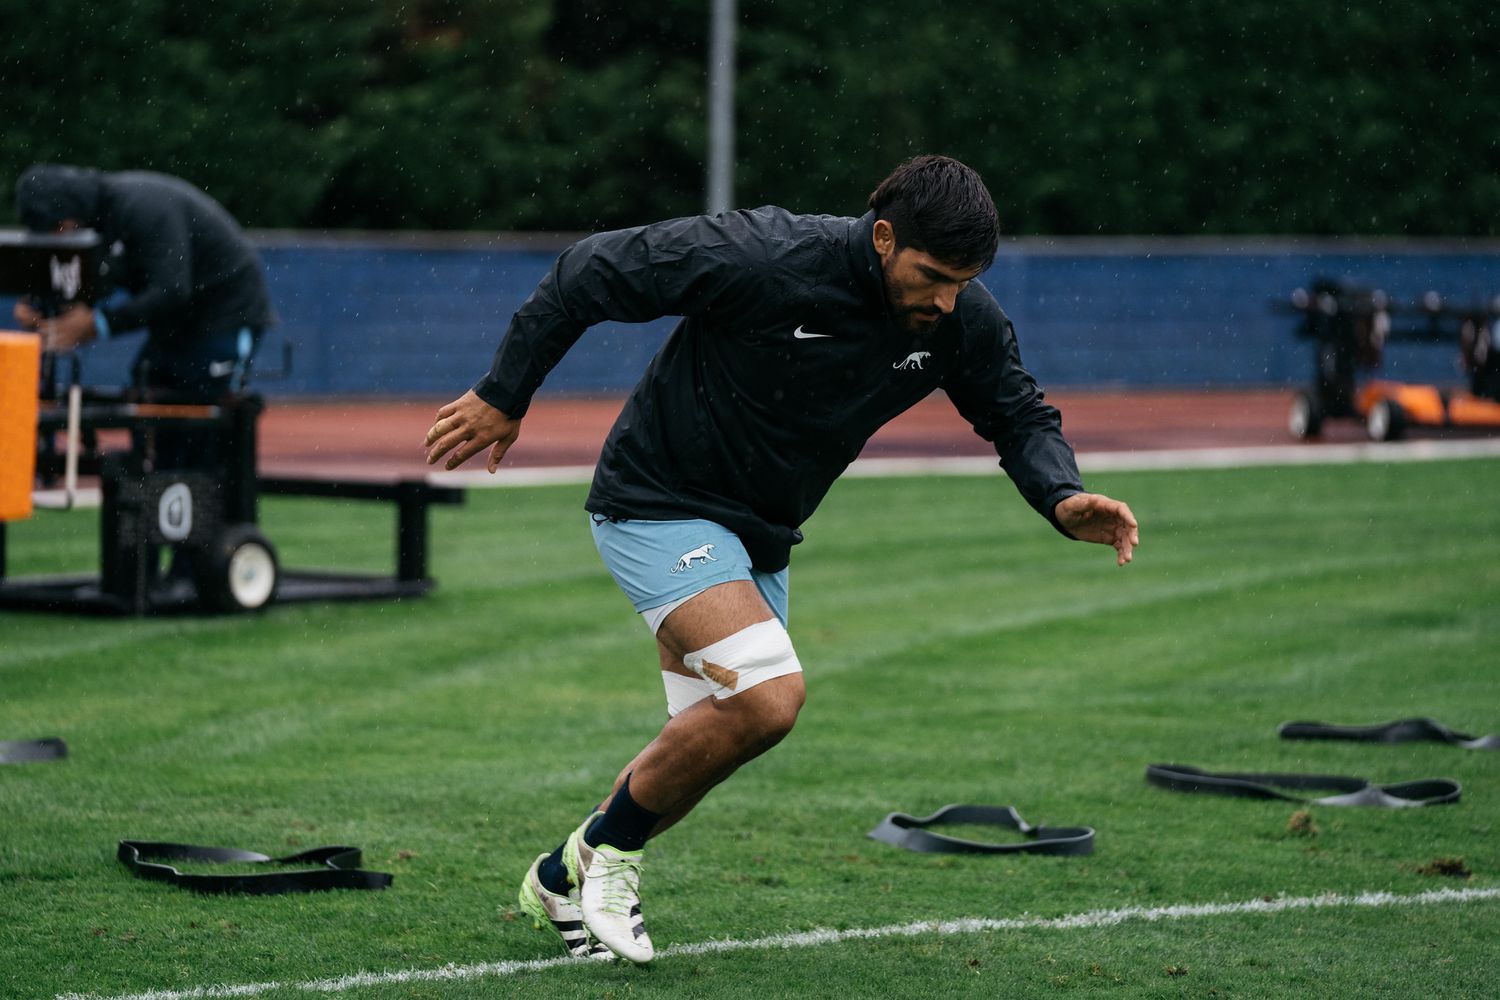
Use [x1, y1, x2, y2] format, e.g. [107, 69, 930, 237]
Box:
[847, 211, 888, 309]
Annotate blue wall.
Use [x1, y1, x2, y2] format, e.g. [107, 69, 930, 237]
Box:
[990, 243, 1499, 391]
[13, 232, 1500, 397]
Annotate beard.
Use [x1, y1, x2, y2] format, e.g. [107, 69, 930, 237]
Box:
[898, 307, 943, 333]
[881, 259, 943, 333]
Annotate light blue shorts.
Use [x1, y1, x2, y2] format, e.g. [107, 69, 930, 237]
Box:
[589, 516, 789, 630]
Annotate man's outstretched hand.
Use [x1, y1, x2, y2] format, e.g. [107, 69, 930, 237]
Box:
[1055, 493, 1139, 566]
[423, 390, 520, 473]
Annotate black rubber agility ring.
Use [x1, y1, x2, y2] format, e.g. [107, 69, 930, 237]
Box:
[118, 841, 393, 894]
[1279, 718, 1500, 751]
[0, 738, 67, 764]
[1145, 764, 1460, 808]
[868, 804, 1094, 855]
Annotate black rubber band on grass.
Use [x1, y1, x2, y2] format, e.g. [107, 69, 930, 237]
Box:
[0, 738, 67, 763]
[1145, 763, 1460, 808]
[1279, 717, 1500, 751]
[118, 841, 393, 894]
[868, 804, 1094, 855]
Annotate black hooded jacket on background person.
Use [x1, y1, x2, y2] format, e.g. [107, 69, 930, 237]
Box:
[15, 165, 274, 347]
[474, 207, 1084, 572]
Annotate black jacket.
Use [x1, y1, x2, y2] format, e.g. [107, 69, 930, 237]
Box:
[15, 165, 274, 345]
[475, 207, 1083, 571]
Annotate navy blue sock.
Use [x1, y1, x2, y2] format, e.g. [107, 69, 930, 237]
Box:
[536, 842, 571, 895]
[583, 774, 662, 853]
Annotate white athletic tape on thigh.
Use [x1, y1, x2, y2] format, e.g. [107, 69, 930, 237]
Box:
[681, 619, 802, 700]
[661, 671, 713, 717]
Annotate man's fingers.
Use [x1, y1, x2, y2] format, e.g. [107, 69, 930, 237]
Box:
[445, 438, 483, 470]
[423, 392, 516, 473]
[425, 395, 473, 445]
[446, 433, 511, 472]
[425, 426, 473, 465]
[1114, 519, 1139, 566]
[424, 416, 461, 447]
[432, 430, 507, 471]
[478, 431, 520, 473]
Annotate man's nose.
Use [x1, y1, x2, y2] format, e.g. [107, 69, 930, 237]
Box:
[934, 286, 958, 314]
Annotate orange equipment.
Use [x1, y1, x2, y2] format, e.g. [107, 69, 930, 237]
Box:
[1356, 379, 1500, 442]
[1282, 278, 1500, 441]
[0, 332, 41, 522]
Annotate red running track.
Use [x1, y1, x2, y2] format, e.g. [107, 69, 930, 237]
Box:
[255, 388, 1369, 480]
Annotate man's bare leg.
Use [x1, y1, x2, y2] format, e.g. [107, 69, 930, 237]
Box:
[592, 579, 804, 823]
[566, 580, 805, 961]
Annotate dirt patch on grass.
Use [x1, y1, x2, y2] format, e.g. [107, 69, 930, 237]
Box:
[1414, 857, 1472, 879]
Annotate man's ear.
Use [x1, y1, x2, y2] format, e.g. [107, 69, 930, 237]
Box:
[872, 218, 896, 259]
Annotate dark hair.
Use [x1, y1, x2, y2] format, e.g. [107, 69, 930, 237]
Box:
[15, 164, 104, 232]
[868, 155, 999, 271]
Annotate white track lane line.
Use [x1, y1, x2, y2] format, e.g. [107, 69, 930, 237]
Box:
[428, 436, 1500, 489]
[57, 886, 1500, 1000]
[36, 438, 1500, 505]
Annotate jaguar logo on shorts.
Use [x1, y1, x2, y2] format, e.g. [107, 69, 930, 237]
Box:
[670, 543, 718, 574]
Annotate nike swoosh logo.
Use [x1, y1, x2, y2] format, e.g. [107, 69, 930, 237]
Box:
[793, 325, 833, 339]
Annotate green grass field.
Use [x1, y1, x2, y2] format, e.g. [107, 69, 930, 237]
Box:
[2, 458, 1498, 999]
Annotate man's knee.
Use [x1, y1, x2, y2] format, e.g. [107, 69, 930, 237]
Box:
[703, 673, 802, 763]
[682, 618, 801, 694]
[740, 672, 805, 742]
[666, 619, 805, 729]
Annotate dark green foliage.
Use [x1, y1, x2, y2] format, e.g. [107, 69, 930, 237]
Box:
[1, 0, 1495, 233]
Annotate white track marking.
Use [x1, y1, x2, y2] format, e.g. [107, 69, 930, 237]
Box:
[1076, 437, 1500, 472]
[846, 437, 1500, 478]
[429, 437, 1500, 490]
[57, 886, 1500, 1000]
[35, 439, 1500, 506]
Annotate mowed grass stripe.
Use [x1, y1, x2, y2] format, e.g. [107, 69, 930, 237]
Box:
[53, 888, 1500, 1000]
[2, 458, 1497, 999]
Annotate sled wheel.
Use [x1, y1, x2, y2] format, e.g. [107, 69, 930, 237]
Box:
[198, 523, 279, 612]
[1366, 398, 1406, 442]
[1288, 391, 1324, 439]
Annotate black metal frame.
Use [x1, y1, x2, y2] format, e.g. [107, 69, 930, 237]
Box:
[1282, 276, 1500, 435]
[0, 390, 463, 616]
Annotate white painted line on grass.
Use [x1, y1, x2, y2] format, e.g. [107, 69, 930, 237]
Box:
[57, 886, 1500, 1000]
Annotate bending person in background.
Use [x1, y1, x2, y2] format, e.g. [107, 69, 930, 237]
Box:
[424, 155, 1139, 964]
[12, 164, 274, 424]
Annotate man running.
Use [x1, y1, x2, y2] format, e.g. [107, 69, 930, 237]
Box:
[424, 155, 1138, 963]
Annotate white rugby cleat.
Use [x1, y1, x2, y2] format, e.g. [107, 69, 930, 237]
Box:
[516, 853, 615, 961]
[561, 811, 602, 888]
[579, 842, 654, 963]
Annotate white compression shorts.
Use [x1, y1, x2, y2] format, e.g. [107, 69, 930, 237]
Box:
[661, 618, 803, 717]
